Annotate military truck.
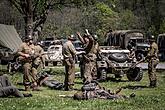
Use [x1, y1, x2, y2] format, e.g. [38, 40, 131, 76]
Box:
[104, 30, 150, 60]
[97, 30, 145, 81]
[157, 34, 165, 61]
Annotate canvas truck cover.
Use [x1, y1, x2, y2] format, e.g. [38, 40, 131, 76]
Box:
[0, 24, 22, 52]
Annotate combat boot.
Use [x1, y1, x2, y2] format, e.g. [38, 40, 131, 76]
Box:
[25, 85, 30, 91]
[24, 82, 31, 91]
[149, 80, 157, 88]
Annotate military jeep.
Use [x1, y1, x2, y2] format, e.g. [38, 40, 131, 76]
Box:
[97, 30, 145, 81]
[97, 47, 143, 81]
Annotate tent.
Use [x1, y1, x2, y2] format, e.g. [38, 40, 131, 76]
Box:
[0, 24, 22, 52]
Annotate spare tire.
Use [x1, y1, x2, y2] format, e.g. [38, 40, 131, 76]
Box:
[127, 67, 143, 81]
[108, 53, 128, 63]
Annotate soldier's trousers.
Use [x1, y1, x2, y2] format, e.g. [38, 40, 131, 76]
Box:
[83, 61, 95, 83]
[31, 63, 43, 83]
[0, 75, 24, 97]
[64, 58, 75, 89]
[23, 62, 37, 86]
[148, 59, 159, 82]
[91, 61, 97, 78]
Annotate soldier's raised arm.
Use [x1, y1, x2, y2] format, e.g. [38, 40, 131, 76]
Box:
[76, 32, 85, 44]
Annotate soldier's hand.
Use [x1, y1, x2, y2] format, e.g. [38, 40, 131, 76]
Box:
[76, 32, 80, 36]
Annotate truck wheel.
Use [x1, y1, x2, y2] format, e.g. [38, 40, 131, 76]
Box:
[127, 67, 143, 81]
[108, 53, 128, 63]
[98, 68, 107, 81]
[53, 62, 57, 66]
[137, 53, 144, 61]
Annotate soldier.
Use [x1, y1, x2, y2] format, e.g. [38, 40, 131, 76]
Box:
[0, 74, 32, 97]
[104, 28, 113, 46]
[73, 81, 135, 100]
[127, 46, 136, 63]
[146, 35, 159, 87]
[31, 42, 45, 89]
[62, 35, 77, 91]
[76, 30, 96, 83]
[135, 35, 159, 87]
[91, 34, 100, 79]
[17, 36, 39, 91]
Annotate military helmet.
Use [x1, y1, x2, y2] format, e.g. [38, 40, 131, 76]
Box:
[93, 34, 98, 40]
[73, 92, 85, 100]
[149, 35, 155, 41]
[25, 35, 33, 41]
[68, 34, 76, 41]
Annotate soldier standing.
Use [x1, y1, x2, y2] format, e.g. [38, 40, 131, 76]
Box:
[76, 30, 96, 83]
[17, 36, 33, 91]
[104, 28, 113, 46]
[62, 35, 76, 91]
[146, 35, 159, 87]
[31, 42, 45, 89]
[17, 36, 40, 91]
[91, 35, 100, 79]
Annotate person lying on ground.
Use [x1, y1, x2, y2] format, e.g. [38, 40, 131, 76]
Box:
[0, 74, 32, 98]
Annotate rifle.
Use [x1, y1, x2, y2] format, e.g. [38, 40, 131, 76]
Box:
[130, 58, 145, 69]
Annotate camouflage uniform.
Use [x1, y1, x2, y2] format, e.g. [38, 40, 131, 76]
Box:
[146, 41, 159, 87]
[62, 40, 76, 90]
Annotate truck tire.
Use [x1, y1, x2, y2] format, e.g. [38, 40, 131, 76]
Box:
[136, 53, 144, 61]
[108, 53, 128, 63]
[98, 68, 107, 81]
[127, 67, 143, 81]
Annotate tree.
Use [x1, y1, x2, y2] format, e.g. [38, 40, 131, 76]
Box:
[7, 0, 97, 40]
[7, 0, 56, 41]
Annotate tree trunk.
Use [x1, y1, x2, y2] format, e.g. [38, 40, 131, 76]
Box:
[24, 0, 34, 37]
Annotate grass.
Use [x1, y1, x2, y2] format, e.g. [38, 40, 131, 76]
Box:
[0, 65, 165, 110]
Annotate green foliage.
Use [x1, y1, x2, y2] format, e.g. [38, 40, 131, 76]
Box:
[96, 2, 115, 16]
[159, 19, 165, 34]
[117, 10, 138, 29]
[33, 0, 47, 15]
[3, 0, 165, 41]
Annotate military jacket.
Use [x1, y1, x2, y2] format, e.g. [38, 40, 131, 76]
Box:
[62, 40, 76, 59]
